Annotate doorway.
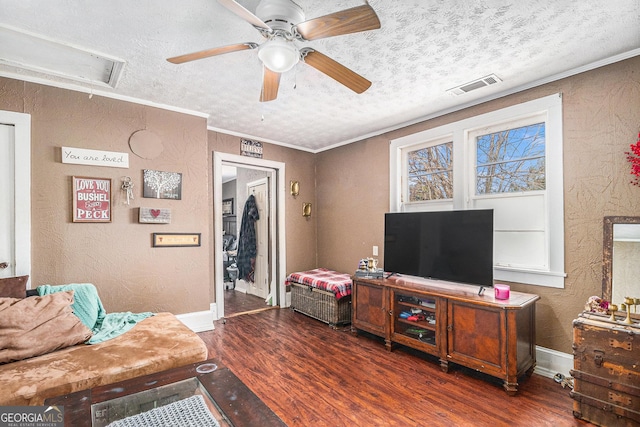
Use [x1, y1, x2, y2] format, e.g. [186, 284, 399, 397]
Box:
[0, 111, 31, 282]
[221, 168, 271, 316]
[213, 152, 287, 320]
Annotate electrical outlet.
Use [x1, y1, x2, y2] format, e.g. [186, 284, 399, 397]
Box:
[373, 245, 378, 256]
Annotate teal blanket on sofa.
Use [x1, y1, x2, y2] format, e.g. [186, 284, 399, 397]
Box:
[37, 283, 153, 344]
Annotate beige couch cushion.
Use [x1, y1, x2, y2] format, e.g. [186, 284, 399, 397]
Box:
[0, 312, 208, 406]
[0, 291, 92, 364]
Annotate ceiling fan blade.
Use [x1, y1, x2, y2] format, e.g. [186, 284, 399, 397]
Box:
[217, 0, 271, 32]
[294, 4, 381, 41]
[260, 66, 281, 102]
[167, 42, 258, 64]
[302, 49, 372, 94]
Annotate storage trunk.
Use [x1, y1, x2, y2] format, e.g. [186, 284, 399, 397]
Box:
[571, 311, 640, 426]
[290, 282, 351, 328]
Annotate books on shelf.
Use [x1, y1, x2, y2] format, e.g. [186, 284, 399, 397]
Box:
[419, 299, 436, 309]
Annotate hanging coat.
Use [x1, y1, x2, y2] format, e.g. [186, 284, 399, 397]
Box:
[237, 194, 259, 282]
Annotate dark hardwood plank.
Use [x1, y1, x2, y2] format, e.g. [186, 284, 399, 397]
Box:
[224, 289, 270, 315]
[199, 308, 594, 426]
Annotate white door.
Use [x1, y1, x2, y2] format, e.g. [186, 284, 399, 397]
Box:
[0, 112, 31, 281]
[0, 124, 15, 277]
[247, 179, 269, 300]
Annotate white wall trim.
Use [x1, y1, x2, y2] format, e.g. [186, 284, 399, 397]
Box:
[176, 310, 215, 333]
[0, 71, 209, 120]
[5, 49, 637, 155]
[210, 303, 217, 321]
[534, 346, 573, 379]
[213, 152, 287, 320]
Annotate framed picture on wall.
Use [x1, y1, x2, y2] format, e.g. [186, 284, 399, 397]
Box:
[143, 169, 182, 200]
[72, 176, 112, 222]
[152, 233, 201, 247]
[222, 198, 234, 216]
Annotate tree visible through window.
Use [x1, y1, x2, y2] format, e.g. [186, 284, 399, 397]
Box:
[407, 141, 453, 201]
[391, 93, 564, 287]
[476, 123, 545, 194]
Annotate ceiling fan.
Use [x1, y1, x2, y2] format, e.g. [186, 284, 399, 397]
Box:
[167, 0, 381, 102]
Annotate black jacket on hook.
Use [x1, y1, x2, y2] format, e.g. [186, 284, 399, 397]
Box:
[237, 194, 259, 282]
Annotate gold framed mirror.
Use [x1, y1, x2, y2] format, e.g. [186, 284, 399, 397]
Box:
[602, 216, 640, 302]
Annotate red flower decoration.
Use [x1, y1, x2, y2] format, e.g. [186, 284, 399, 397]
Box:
[627, 132, 640, 187]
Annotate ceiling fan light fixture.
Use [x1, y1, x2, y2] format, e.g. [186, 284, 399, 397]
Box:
[258, 38, 299, 73]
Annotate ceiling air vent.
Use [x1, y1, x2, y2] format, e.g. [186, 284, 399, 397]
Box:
[0, 25, 125, 88]
[447, 74, 502, 96]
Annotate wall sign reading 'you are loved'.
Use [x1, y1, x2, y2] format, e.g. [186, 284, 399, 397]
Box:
[62, 146, 129, 168]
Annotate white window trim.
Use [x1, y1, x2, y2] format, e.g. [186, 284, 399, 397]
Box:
[390, 93, 565, 288]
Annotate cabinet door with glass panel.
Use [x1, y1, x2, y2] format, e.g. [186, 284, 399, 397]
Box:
[390, 290, 446, 358]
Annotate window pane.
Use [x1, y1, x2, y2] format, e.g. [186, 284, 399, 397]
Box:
[476, 123, 545, 194]
[407, 142, 452, 201]
[477, 158, 545, 193]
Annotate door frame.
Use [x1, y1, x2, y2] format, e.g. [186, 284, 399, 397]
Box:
[213, 152, 287, 319]
[0, 111, 31, 282]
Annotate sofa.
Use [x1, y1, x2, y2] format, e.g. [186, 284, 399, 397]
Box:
[0, 277, 209, 406]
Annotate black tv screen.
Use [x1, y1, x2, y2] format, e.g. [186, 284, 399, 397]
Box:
[384, 210, 494, 287]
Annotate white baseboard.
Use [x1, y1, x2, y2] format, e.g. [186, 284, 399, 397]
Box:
[175, 310, 215, 332]
[210, 303, 217, 321]
[534, 345, 573, 379]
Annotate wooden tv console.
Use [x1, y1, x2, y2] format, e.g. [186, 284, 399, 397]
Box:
[351, 275, 539, 394]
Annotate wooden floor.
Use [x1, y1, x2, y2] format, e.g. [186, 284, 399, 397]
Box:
[198, 308, 594, 427]
[224, 288, 271, 316]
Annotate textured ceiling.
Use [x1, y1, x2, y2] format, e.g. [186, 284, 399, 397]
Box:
[0, 0, 639, 152]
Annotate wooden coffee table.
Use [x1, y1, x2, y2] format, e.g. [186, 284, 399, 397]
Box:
[45, 359, 285, 427]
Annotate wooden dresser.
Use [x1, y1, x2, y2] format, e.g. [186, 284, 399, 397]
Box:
[571, 312, 640, 426]
[351, 275, 539, 394]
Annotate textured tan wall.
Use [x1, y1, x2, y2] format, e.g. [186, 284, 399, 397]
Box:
[2, 56, 638, 351]
[316, 56, 640, 353]
[207, 132, 318, 276]
[0, 77, 211, 314]
[1, 78, 318, 314]
[315, 135, 389, 270]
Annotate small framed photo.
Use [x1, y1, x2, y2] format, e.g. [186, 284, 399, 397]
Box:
[222, 198, 234, 216]
[152, 233, 201, 247]
[72, 176, 112, 223]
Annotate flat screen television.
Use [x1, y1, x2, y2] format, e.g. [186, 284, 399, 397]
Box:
[384, 210, 494, 287]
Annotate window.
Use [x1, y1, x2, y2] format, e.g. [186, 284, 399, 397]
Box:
[475, 123, 545, 195]
[407, 140, 453, 201]
[390, 94, 565, 288]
